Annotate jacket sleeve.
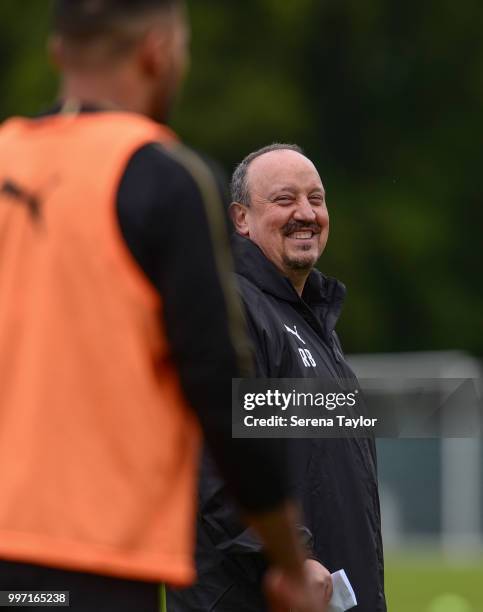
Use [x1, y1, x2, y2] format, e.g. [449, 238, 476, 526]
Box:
[195, 289, 315, 560]
[240, 292, 316, 557]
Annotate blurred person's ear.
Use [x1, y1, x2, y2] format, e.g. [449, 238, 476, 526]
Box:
[137, 27, 171, 80]
[47, 35, 64, 71]
[140, 14, 189, 91]
[230, 202, 250, 236]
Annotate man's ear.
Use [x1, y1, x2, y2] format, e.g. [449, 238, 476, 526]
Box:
[138, 27, 170, 79]
[229, 202, 250, 236]
[48, 35, 65, 71]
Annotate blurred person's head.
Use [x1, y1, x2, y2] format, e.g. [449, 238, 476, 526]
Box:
[50, 0, 188, 123]
[230, 144, 329, 295]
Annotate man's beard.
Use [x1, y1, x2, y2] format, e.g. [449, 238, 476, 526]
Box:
[150, 67, 180, 124]
[282, 251, 317, 271]
[151, 87, 176, 125]
[281, 220, 321, 271]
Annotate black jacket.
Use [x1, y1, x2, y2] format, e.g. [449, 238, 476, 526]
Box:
[167, 234, 386, 612]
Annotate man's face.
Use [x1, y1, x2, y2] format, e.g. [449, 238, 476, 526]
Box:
[241, 150, 329, 276]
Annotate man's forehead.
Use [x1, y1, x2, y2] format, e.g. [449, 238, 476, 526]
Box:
[247, 149, 323, 191]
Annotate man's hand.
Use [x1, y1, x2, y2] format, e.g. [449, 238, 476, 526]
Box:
[303, 559, 333, 605]
[264, 559, 333, 612]
[248, 503, 332, 611]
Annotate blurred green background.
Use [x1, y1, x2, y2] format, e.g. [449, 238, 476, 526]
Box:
[1, 0, 481, 357]
[1, 2, 482, 610]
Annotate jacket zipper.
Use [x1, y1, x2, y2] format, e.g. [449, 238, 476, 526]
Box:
[299, 305, 347, 382]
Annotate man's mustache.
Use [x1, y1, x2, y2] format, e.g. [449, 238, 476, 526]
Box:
[282, 220, 321, 236]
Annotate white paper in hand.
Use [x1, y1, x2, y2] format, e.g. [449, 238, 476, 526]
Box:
[328, 569, 357, 612]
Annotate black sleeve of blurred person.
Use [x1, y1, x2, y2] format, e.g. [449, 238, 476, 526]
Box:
[117, 143, 288, 513]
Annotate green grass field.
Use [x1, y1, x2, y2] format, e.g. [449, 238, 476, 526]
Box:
[385, 554, 483, 612]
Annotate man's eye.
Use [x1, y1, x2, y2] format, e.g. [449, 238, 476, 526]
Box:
[309, 195, 324, 205]
[276, 196, 293, 204]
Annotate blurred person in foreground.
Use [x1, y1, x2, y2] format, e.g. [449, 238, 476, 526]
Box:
[0, 3, 329, 611]
[168, 144, 387, 612]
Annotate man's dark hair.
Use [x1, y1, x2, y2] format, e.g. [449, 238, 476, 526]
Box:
[52, 0, 181, 41]
[231, 143, 304, 206]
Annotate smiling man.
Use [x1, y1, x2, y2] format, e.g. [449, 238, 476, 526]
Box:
[167, 143, 387, 612]
[231, 144, 329, 295]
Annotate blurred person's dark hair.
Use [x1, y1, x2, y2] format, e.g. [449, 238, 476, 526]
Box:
[51, 0, 184, 64]
[231, 143, 304, 206]
[52, 0, 182, 38]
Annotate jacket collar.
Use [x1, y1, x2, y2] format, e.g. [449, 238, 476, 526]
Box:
[232, 233, 346, 333]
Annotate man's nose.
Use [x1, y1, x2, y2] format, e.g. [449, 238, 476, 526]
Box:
[293, 197, 317, 221]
